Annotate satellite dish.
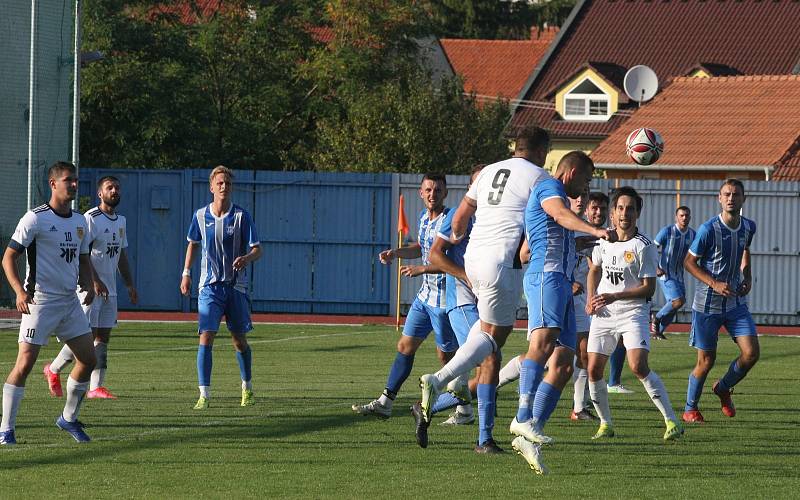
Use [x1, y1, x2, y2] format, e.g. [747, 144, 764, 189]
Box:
[624, 65, 659, 104]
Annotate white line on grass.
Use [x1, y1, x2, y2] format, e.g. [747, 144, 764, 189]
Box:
[0, 329, 391, 367]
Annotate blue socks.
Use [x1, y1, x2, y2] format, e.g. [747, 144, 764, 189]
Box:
[608, 345, 626, 387]
[656, 302, 677, 333]
[685, 372, 707, 411]
[477, 384, 496, 445]
[531, 382, 562, 431]
[385, 352, 415, 396]
[236, 346, 252, 383]
[718, 360, 748, 392]
[431, 392, 460, 414]
[516, 359, 545, 422]
[197, 344, 213, 387]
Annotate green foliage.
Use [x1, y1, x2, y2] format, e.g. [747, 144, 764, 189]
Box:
[1, 323, 798, 497]
[80, 0, 316, 169]
[79, 0, 516, 173]
[313, 74, 511, 173]
[423, 0, 577, 39]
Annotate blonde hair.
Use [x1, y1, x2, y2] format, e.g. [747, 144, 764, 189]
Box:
[209, 165, 234, 184]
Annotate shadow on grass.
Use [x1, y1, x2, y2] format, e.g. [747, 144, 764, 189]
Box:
[0, 412, 361, 470]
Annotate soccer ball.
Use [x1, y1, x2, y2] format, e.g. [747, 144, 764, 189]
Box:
[625, 127, 664, 166]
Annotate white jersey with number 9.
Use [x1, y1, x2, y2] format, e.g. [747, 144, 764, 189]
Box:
[464, 157, 550, 270]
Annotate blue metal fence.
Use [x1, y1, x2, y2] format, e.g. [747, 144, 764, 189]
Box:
[79, 168, 392, 315]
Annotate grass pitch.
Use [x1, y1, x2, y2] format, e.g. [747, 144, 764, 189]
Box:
[0, 322, 798, 498]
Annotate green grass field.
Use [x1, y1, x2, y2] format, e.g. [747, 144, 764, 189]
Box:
[0, 322, 798, 498]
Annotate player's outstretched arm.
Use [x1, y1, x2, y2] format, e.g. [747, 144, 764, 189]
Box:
[118, 248, 138, 304]
[542, 198, 614, 242]
[379, 243, 421, 264]
[428, 236, 466, 282]
[180, 242, 199, 296]
[2, 246, 33, 314]
[684, 252, 735, 298]
[450, 196, 477, 243]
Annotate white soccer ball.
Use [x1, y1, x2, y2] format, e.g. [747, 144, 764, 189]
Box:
[625, 127, 664, 166]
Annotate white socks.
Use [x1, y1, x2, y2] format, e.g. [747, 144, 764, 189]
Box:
[432, 327, 497, 389]
[50, 345, 75, 374]
[377, 393, 393, 409]
[90, 342, 108, 391]
[1, 384, 25, 432]
[242, 380, 253, 391]
[498, 355, 521, 388]
[573, 368, 589, 412]
[640, 371, 677, 422]
[62, 377, 89, 422]
[199, 386, 210, 398]
[589, 379, 612, 425]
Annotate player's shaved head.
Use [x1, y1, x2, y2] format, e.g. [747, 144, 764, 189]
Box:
[514, 126, 550, 155]
[48, 161, 76, 180]
[555, 151, 593, 176]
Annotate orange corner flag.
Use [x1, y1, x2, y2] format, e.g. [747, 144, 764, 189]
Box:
[398, 195, 409, 236]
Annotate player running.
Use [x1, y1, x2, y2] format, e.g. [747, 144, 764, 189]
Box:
[352, 174, 458, 420]
[1, 161, 102, 444]
[45, 176, 138, 399]
[180, 166, 262, 409]
[682, 179, 757, 423]
[585, 186, 683, 442]
[651, 206, 695, 340]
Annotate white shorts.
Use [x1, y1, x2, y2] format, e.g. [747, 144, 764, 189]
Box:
[18, 292, 91, 346]
[79, 291, 118, 329]
[587, 307, 650, 356]
[573, 293, 591, 333]
[465, 262, 523, 327]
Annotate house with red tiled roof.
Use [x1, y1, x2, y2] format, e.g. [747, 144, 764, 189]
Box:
[508, 0, 800, 172]
[591, 75, 800, 181]
[440, 27, 557, 103]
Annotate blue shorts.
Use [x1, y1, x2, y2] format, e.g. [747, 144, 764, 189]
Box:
[198, 283, 253, 335]
[689, 304, 756, 351]
[524, 272, 576, 351]
[658, 277, 686, 302]
[403, 298, 458, 352]
[447, 304, 479, 347]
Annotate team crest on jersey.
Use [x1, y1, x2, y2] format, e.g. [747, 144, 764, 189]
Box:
[226, 226, 235, 236]
[77, 227, 84, 240]
[623, 251, 635, 264]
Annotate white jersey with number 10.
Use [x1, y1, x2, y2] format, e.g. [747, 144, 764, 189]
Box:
[464, 157, 549, 269]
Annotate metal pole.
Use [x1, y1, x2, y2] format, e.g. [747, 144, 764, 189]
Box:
[395, 231, 402, 332]
[27, 0, 37, 210]
[72, 0, 81, 210]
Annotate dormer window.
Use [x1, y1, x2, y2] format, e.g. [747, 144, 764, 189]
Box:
[563, 78, 610, 120]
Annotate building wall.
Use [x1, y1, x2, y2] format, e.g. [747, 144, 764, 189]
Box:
[546, 139, 599, 171]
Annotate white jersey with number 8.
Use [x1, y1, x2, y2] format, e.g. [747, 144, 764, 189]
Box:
[464, 157, 550, 270]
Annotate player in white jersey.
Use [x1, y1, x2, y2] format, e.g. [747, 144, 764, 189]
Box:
[1, 162, 104, 444]
[416, 127, 552, 429]
[585, 187, 683, 442]
[682, 179, 757, 424]
[352, 174, 457, 421]
[180, 166, 262, 410]
[568, 190, 601, 422]
[45, 176, 138, 400]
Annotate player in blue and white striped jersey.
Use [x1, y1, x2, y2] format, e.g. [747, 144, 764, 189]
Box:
[650, 206, 695, 340]
[682, 179, 757, 424]
[180, 166, 262, 410]
[352, 174, 457, 421]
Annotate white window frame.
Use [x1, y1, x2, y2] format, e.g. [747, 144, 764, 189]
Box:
[563, 79, 611, 121]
